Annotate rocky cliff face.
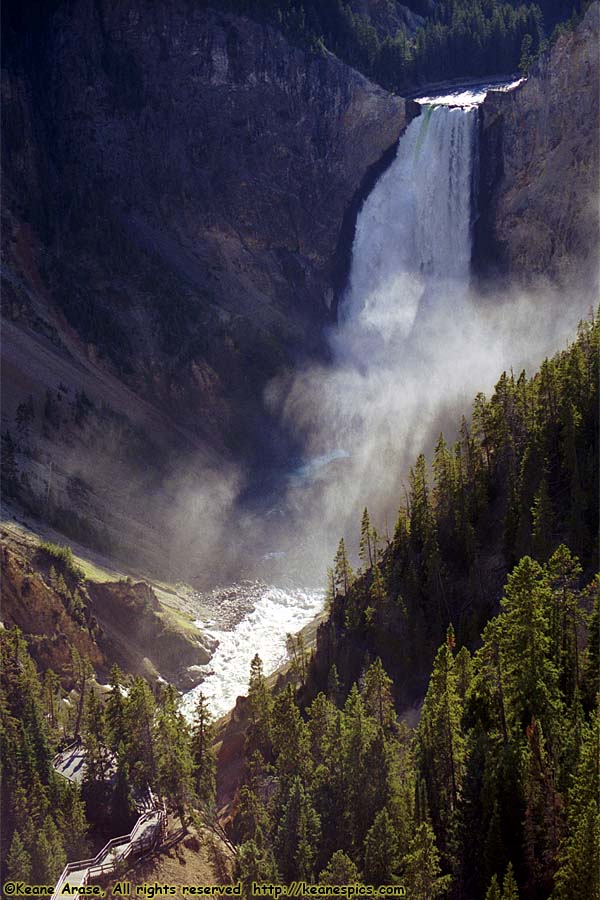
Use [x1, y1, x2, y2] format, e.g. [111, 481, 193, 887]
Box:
[2, 1, 409, 448]
[1, 0, 412, 569]
[475, 2, 599, 287]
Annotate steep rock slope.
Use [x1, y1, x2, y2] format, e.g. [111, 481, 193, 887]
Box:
[475, 2, 599, 285]
[1, 0, 411, 568]
[0, 532, 214, 689]
[2, 1, 408, 444]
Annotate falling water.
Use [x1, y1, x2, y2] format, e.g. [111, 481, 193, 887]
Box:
[338, 100, 478, 359]
[181, 84, 533, 722]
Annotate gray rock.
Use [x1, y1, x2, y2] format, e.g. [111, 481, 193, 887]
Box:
[475, 2, 600, 287]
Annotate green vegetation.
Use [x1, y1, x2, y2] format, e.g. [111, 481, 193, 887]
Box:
[0, 629, 90, 884]
[232, 548, 598, 898]
[217, 0, 591, 92]
[322, 313, 598, 706]
[230, 314, 599, 899]
[2, 315, 597, 899]
[0, 633, 218, 884]
[39, 541, 85, 582]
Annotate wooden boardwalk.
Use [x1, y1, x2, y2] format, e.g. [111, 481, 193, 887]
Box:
[51, 743, 166, 899]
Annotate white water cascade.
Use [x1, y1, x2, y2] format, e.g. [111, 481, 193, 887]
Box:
[181, 83, 556, 724]
[338, 99, 478, 360]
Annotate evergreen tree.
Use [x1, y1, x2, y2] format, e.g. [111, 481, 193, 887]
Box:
[359, 508, 374, 569]
[33, 817, 66, 883]
[155, 686, 195, 827]
[6, 831, 32, 882]
[363, 808, 399, 885]
[402, 822, 451, 900]
[416, 628, 465, 846]
[531, 476, 555, 561]
[486, 875, 502, 900]
[318, 850, 360, 885]
[124, 677, 157, 789]
[105, 665, 128, 752]
[362, 658, 395, 731]
[326, 664, 341, 706]
[334, 538, 353, 599]
[551, 709, 600, 900]
[274, 776, 321, 882]
[55, 783, 89, 860]
[500, 557, 560, 736]
[247, 654, 273, 759]
[271, 685, 312, 784]
[191, 692, 217, 808]
[502, 862, 520, 900]
[111, 744, 137, 832]
[235, 839, 279, 898]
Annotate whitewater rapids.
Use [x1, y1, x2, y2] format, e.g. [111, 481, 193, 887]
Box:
[182, 584, 323, 720]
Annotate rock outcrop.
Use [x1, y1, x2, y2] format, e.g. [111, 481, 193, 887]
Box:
[2, 1, 410, 454]
[475, 2, 599, 287]
[0, 530, 214, 690]
[1, 0, 413, 569]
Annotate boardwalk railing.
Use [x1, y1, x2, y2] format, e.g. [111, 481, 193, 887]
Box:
[50, 805, 166, 900]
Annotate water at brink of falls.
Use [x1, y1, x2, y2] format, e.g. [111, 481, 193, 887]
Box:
[339, 99, 480, 357]
[182, 83, 520, 722]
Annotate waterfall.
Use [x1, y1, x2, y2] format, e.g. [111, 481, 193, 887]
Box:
[338, 101, 478, 359]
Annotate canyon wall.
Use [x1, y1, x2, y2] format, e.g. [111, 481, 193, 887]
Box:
[2, 0, 411, 456]
[1, 0, 413, 568]
[475, 2, 599, 287]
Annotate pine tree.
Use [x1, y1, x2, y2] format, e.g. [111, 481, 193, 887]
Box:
[360, 508, 374, 569]
[82, 689, 109, 785]
[551, 709, 600, 900]
[343, 685, 377, 850]
[416, 629, 465, 845]
[33, 817, 66, 883]
[485, 874, 502, 900]
[111, 744, 137, 832]
[363, 658, 395, 731]
[334, 538, 353, 599]
[363, 808, 399, 885]
[125, 677, 157, 789]
[105, 665, 127, 752]
[546, 545, 584, 705]
[6, 830, 32, 882]
[286, 633, 309, 687]
[271, 684, 312, 784]
[235, 839, 279, 898]
[532, 476, 555, 561]
[318, 850, 360, 884]
[191, 692, 217, 808]
[502, 862, 520, 900]
[156, 686, 195, 827]
[500, 557, 560, 736]
[247, 654, 273, 759]
[519, 33, 534, 73]
[55, 782, 90, 860]
[275, 776, 321, 882]
[71, 647, 93, 739]
[522, 717, 562, 894]
[369, 563, 387, 609]
[326, 664, 341, 706]
[402, 822, 451, 900]
[582, 581, 600, 709]
[239, 747, 275, 836]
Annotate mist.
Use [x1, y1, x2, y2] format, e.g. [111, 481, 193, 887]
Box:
[8, 99, 595, 597]
[260, 282, 593, 581]
[248, 100, 597, 583]
[164, 102, 596, 589]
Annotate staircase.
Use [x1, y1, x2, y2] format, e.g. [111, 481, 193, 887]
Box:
[51, 745, 166, 899]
